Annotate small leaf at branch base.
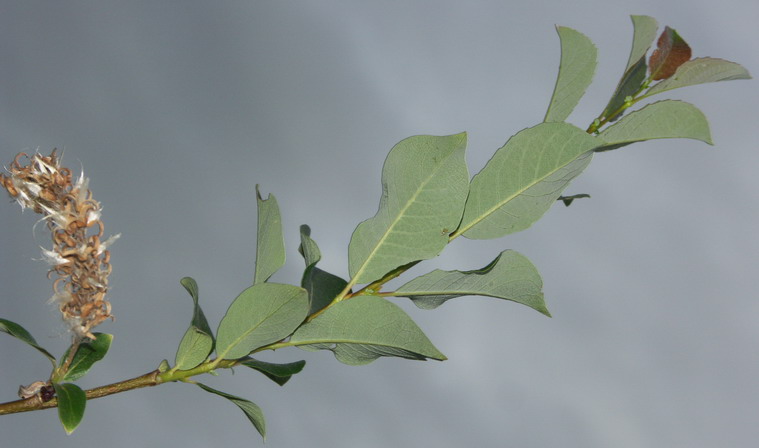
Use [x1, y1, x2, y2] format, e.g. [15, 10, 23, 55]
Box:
[216, 283, 309, 360]
[53, 383, 86, 435]
[196, 383, 266, 440]
[544, 26, 597, 123]
[58, 333, 113, 382]
[174, 277, 214, 370]
[238, 358, 306, 386]
[290, 295, 446, 365]
[397, 250, 548, 316]
[0, 317, 57, 366]
[597, 100, 712, 151]
[254, 186, 286, 285]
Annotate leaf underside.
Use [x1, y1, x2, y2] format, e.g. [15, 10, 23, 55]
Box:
[290, 295, 446, 365]
[544, 26, 597, 123]
[598, 100, 712, 151]
[174, 277, 215, 370]
[254, 186, 286, 285]
[397, 250, 548, 316]
[459, 122, 601, 239]
[216, 283, 309, 360]
[348, 133, 469, 285]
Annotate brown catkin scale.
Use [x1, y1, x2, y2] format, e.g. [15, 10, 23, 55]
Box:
[1, 150, 120, 341]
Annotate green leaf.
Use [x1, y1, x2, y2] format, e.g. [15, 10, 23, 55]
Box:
[299, 225, 349, 315]
[601, 56, 647, 123]
[544, 26, 597, 123]
[643, 58, 752, 98]
[238, 357, 306, 386]
[625, 15, 659, 73]
[456, 123, 601, 239]
[348, 133, 469, 285]
[174, 277, 214, 370]
[216, 283, 309, 360]
[57, 333, 113, 382]
[0, 317, 56, 366]
[53, 383, 86, 435]
[290, 295, 446, 365]
[649, 26, 692, 81]
[396, 250, 548, 315]
[598, 100, 712, 151]
[597, 15, 657, 124]
[558, 193, 590, 206]
[298, 224, 321, 268]
[253, 185, 286, 284]
[196, 383, 266, 440]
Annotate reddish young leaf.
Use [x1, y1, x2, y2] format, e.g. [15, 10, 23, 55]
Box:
[649, 26, 692, 80]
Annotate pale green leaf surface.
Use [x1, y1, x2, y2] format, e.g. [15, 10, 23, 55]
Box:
[298, 224, 321, 268]
[196, 382, 266, 440]
[254, 186, 286, 284]
[0, 317, 56, 366]
[348, 133, 469, 285]
[290, 295, 446, 365]
[396, 250, 548, 315]
[458, 123, 600, 239]
[598, 100, 712, 150]
[544, 26, 597, 123]
[59, 333, 113, 382]
[174, 277, 214, 370]
[53, 383, 86, 435]
[625, 15, 659, 72]
[175, 328, 214, 371]
[216, 283, 309, 360]
[644, 58, 752, 97]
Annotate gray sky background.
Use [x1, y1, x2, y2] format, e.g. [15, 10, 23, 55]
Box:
[1, 1, 757, 447]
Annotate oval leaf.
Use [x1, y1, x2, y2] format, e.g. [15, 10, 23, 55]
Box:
[174, 277, 214, 370]
[598, 100, 712, 151]
[254, 186, 286, 284]
[238, 358, 306, 386]
[196, 383, 266, 440]
[544, 26, 597, 123]
[348, 133, 469, 285]
[216, 283, 309, 360]
[0, 317, 56, 366]
[396, 250, 548, 316]
[53, 383, 86, 435]
[457, 123, 601, 239]
[644, 57, 752, 97]
[58, 333, 113, 382]
[290, 295, 446, 365]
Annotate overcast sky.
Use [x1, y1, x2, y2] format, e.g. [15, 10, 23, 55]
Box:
[1, 1, 757, 447]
